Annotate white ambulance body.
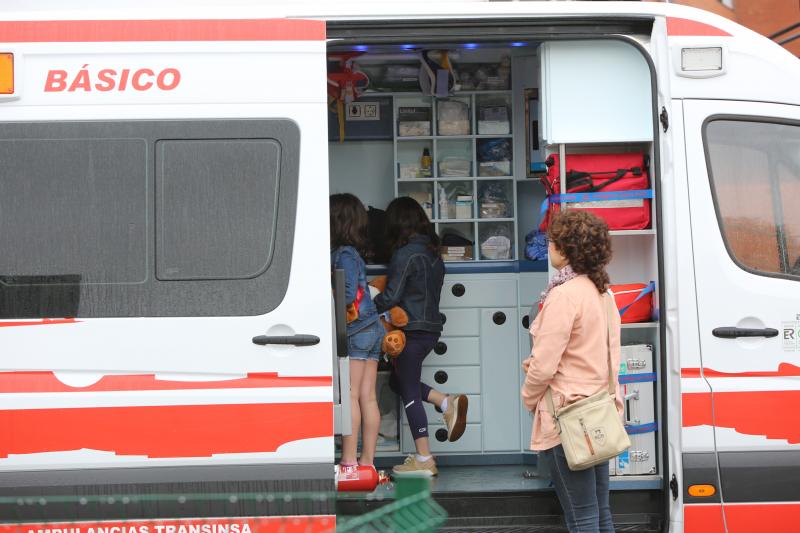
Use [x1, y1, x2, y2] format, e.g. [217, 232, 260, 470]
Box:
[0, 2, 798, 532]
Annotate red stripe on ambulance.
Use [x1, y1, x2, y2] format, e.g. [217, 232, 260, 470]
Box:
[0, 371, 331, 393]
[682, 363, 800, 378]
[0, 19, 325, 43]
[0, 318, 77, 327]
[666, 17, 731, 37]
[0, 516, 336, 533]
[682, 390, 800, 443]
[0, 402, 332, 458]
[685, 503, 800, 533]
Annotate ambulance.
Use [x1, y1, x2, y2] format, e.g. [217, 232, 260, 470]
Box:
[0, 1, 798, 532]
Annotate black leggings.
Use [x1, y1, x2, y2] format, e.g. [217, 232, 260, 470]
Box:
[388, 330, 439, 440]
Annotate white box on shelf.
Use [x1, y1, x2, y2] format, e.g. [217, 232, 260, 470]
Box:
[455, 195, 473, 219]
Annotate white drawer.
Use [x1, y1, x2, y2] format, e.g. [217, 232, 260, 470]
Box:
[440, 308, 479, 337]
[421, 366, 480, 394]
[440, 277, 517, 308]
[402, 424, 482, 454]
[424, 336, 480, 366]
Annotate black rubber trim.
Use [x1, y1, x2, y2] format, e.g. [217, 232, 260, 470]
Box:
[0, 464, 334, 520]
[327, 16, 654, 43]
[718, 450, 800, 503]
[682, 452, 721, 504]
[0, 463, 331, 488]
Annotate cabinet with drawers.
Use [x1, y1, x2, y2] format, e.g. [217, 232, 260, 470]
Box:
[400, 273, 521, 455]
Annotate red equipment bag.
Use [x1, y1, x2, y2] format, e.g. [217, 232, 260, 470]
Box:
[540, 153, 652, 231]
[610, 282, 655, 323]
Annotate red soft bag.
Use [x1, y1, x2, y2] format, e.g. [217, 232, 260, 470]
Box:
[540, 153, 651, 231]
[610, 283, 654, 323]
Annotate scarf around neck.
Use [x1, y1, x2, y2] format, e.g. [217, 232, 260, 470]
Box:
[539, 264, 578, 306]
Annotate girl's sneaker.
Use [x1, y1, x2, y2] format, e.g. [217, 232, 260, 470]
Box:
[442, 394, 468, 442]
[392, 455, 438, 477]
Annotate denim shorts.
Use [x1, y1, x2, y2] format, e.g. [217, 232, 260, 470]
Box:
[348, 319, 384, 361]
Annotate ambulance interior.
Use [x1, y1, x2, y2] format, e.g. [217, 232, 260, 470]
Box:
[327, 37, 664, 523]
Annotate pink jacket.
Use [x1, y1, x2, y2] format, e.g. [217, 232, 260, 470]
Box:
[521, 275, 623, 451]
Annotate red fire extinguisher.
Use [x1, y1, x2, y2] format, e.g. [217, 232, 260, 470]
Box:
[335, 464, 383, 492]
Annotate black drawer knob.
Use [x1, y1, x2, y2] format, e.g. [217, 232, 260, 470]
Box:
[441, 312, 447, 324]
[435, 429, 449, 442]
[493, 311, 506, 325]
[434, 370, 448, 384]
[522, 315, 530, 329]
[451, 283, 466, 297]
[434, 341, 448, 355]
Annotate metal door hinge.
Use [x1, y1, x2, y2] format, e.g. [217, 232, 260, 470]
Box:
[660, 106, 669, 133]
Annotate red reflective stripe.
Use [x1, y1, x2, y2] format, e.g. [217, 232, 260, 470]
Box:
[686, 503, 800, 533]
[0, 402, 332, 458]
[0, 516, 336, 533]
[0, 318, 77, 327]
[684, 504, 726, 533]
[682, 363, 800, 378]
[0, 371, 331, 393]
[681, 391, 714, 428]
[666, 17, 731, 37]
[682, 390, 800, 443]
[0, 19, 325, 43]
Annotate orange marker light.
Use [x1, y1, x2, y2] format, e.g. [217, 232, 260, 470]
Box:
[688, 484, 716, 497]
[0, 53, 13, 94]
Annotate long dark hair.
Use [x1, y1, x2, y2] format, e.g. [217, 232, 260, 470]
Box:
[330, 193, 368, 255]
[548, 210, 612, 293]
[385, 196, 440, 255]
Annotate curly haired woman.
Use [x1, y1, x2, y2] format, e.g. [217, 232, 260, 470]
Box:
[521, 210, 622, 533]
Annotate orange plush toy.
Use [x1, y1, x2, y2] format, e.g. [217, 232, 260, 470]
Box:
[368, 276, 408, 358]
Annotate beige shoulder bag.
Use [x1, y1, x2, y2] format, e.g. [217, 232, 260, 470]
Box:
[545, 292, 630, 471]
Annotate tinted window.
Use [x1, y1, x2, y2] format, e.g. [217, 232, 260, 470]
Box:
[157, 139, 280, 280]
[0, 120, 299, 318]
[705, 119, 800, 278]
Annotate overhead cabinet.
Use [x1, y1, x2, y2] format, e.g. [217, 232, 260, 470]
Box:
[539, 40, 654, 144]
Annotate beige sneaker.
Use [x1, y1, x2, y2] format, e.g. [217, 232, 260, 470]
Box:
[442, 394, 468, 442]
[392, 455, 438, 477]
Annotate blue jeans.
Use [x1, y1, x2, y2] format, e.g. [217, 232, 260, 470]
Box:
[347, 320, 384, 361]
[543, 445, 615, 533]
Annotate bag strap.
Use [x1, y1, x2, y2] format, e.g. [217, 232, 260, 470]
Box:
[605, 291, 617, 396]
[544, 291, 617, 420]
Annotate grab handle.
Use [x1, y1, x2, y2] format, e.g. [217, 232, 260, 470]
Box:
[712, 327, 778, 339]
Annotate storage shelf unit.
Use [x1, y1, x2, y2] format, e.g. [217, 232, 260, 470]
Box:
[393, 91, 518, 262]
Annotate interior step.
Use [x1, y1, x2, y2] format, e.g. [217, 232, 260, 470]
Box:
[337, 466, 664, 530]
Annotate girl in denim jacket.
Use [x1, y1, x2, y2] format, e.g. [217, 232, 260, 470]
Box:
[374, 197, 469, 477]
[330, 193, 384, 472]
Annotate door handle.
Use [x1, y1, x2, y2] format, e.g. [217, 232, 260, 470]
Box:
[712, 327, 779, 339]
[252, 334, 320, 346]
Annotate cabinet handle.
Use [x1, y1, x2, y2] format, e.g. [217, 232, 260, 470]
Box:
[435, 429, 449, 442]
[522, 315, 530, 329]
[434, 370, 448, 384]
[452, 283, 466, 297]
[493, 311, 506, 325]
[434, 341, 448, 355]
[441, 312, 447, 324]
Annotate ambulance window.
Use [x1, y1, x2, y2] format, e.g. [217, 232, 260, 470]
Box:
[705, 119, 800, 279]
[0, 137, 148, 316]
[0, 119, 299, 318]
[156, 139, 280, 280]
